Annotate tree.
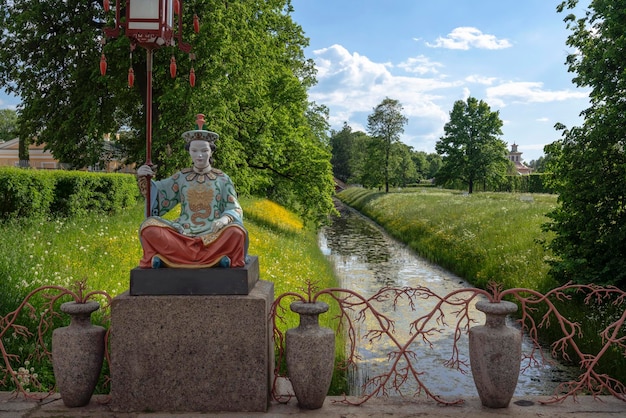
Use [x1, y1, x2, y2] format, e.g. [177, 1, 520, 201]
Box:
[344, 130, 371, 185]
[542, 1, 626, 287]
[425, 152, 442, 180]
[435, 97, 508, 193]
[389, 143, 418, 187]
[0, 108, 27, 161]
[330, 123, 355, 183]
[0, 109, 17, 141]
[410, 150, 428, 181]
[367, 97, 408, 192]
[0, 0, 335, 224]
[528, 156, 548, 173]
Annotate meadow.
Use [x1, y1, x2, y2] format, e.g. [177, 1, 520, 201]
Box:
[0, 197, 346, 393]
[337, 186, 626, 384]
[337, 187, 560, 292]
[3, 186, 624, 393]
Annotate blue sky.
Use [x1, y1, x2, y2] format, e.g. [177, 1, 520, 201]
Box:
[290, 0, 590, 162]
[0, 1, 589, 163]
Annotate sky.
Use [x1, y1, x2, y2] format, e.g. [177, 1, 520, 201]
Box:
[0, 1, 590, 163]
[290, 0, 590, 163]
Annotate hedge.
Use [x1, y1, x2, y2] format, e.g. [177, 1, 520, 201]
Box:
[0, 167, 140, 219]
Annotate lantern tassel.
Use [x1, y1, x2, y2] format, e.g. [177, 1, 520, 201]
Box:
[128, 68, 135, 88]
[189, 67, 196, 87]
[174, 0, 180, 15]
[193, 14, 200, 33]
[170, 56, 177, 79]
[100, 53, 107, 76]
[104, 0, 110, 12]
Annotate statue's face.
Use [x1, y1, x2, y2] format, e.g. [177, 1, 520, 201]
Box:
[188, 140, 212, 170]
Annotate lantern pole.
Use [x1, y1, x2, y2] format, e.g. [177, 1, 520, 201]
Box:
[145, 48, 154, 218]
[101, 0, 197, 219]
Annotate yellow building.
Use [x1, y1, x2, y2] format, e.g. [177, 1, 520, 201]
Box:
[0, 138, 59, 169]
[0, 138, 134, 172]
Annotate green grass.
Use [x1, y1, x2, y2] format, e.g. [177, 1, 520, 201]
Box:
[337, 186, 626, 385]
[0, 197, 346, 394]
[338, 187, 560, 292]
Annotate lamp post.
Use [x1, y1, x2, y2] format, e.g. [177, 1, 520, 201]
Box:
[101, 0, 197, 217]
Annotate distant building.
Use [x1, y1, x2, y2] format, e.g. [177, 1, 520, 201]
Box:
[508, 143, 532, 175]
[0, 138, 59, 169]
[0, 137, 133, 172]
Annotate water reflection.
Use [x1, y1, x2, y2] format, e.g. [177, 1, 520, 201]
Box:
[319, 201, 577, 399]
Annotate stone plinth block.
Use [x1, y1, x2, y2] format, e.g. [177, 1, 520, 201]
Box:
[129, 256, 259, 295]
[110, 280, 274, 413]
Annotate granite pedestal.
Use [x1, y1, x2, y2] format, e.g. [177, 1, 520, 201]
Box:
[129, 256, 259, 295]
[110, 279, 274, 412]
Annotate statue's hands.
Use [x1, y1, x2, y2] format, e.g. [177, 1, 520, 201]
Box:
[211, 215, 231, 233]
[137, 164, 156, 177]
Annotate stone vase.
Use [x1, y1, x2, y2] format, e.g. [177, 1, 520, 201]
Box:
[52, 301, 106, 407]
[286, 301, 335, 409]
[469, 300, 521, 408]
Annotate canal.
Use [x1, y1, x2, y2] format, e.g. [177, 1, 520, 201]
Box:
[318, 200, 577, 399]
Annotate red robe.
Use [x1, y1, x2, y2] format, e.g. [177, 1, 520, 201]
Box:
[139, 221, 247, 268]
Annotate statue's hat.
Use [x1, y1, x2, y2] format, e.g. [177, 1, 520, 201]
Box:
[182, 114, 219, 144]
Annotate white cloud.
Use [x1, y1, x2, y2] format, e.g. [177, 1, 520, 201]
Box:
[305, 43, 586, 160]
[462, 87, 471, 100]
[397, 55, 444, 75]
[536, 117, 550, 123]
[426, 27, 512, 50]
[486, 81, 589, 107]
[465, 74, 498, 85]
[310, 44, 458, 126]
[312, 44, 391, 85]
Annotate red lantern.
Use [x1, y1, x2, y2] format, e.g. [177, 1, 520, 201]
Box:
[126, 0, 175, 47]
[170, 56, 177, 78]
[100, 53, 107, 76]
[189, 67, 196, 87]
[128, 68, 135, 87]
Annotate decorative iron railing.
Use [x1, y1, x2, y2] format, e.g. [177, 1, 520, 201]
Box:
[0, 280, 112, 399]
[271, 281, 626, 405]
[1, 280, 625, 406]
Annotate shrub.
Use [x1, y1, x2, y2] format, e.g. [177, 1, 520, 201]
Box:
[0, 167, 56, 218]
[0, 168, 139, 219]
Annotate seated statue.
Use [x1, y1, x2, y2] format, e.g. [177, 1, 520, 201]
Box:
[136, 114, 248, 269]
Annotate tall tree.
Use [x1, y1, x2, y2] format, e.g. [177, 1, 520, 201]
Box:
[344, 130, 371, 185]
[425, 152, 442, 180]
[543, 1, 626, 287]
[367, 97, 408, 193]
[389, 143, 418, 187]
[0, 109, 17, 141]
[0, 0, 335, 224]
[330, 123, 355, 183]
[528, 156, 548, 173]
[435, 97, 508, 193]
[410, 150, 428, 181]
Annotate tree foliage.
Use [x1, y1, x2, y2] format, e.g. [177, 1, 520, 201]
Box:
[544, 1, 626, 287]
[390, 143, 418, 188]
[0, 0, 335, 224]
[330, 123, 355, 183]
[366, 97, 408, 192]
[329, 122, 437, 188]
[0, 109, 17, 141]
[435, 97, 509, 193]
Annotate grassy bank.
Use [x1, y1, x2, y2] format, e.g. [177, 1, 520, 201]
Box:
[0, 197, 346, 394]
[337, 187, 560, 292]
[337, 186, 626, 385]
